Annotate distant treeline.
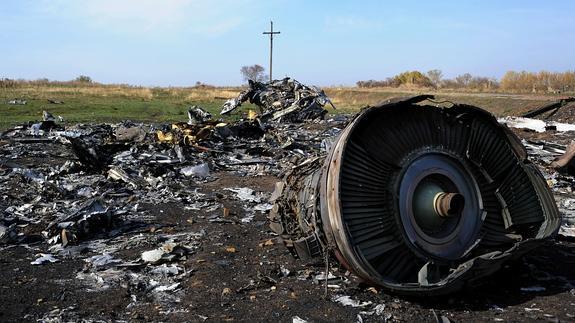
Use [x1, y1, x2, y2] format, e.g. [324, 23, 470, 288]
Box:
[0, 76, 216, 89]
[4, 71, 575, 93]
[357, 70, 575, 93]
[0, 75, 100, 88]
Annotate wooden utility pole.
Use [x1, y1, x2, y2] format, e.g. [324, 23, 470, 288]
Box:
[263, 20, 280, 82]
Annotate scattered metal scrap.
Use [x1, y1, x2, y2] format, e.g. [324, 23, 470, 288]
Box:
[270, 95, 562, 295]
[499, 116, 575, 133]
[499, 97, 575, 133]
[157, 106, 267, 147]
[521, 138, 575, 238]
[7, 98, 27, 105]
[187, 105, 212, 125]
[221, 77, 335, 122]
[521, 97, 575, 118]
[0, 103, 344, 248]
[0, 101, 352, 319]
[1, 92, 575, 319]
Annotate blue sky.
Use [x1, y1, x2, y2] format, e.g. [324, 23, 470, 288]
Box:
[0, 0, 573, 86]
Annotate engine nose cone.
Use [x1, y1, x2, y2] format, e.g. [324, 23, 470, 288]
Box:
[434, 192, 465, 218]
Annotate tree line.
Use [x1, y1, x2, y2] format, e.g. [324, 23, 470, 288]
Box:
[4, 69, 574, 93]
[0, 75, 96, 89]
[357, 70, 575, 93]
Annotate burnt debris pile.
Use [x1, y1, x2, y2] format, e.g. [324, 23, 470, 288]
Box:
[0, 103, 344, 248]
[221, 77, 335, 122]
[1, 92, 575, 319]
[0, 96, 349, 318]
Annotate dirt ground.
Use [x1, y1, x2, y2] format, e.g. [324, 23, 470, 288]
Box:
[1, 121, 575, 322]
[2, 181, 575, 322]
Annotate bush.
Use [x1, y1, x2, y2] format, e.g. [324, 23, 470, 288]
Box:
[74, 75, 93, 84]
[393, 71, 433, 87]
[356, 71, 432, 88]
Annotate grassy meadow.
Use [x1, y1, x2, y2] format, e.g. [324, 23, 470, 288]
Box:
[0, 83, 566, 130]
[0, 85, 241, 129]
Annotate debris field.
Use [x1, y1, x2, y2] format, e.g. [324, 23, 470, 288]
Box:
[1, 85, 575, 322]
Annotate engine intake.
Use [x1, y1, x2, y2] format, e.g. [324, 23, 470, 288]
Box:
[269, 95, 561, 295]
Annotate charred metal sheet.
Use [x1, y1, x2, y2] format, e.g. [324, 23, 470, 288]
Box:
[221, 77, 335, 122]
[270, 95, 561, 295]
[187, 105, 212, 125]
[521, 97, 575, 118]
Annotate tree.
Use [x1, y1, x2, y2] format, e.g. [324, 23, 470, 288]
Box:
[427, 69, 443, 88]
[455, 73, 473, 87]
[74, 75, 93, 83]
[240, 65, 267, 83]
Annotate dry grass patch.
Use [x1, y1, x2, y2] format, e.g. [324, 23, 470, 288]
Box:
[8, 86, 154, 100]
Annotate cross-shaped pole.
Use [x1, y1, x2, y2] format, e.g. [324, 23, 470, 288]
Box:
[262, 20, 280, 82]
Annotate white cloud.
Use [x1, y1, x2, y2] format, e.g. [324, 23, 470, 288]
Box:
[38, 0, 251, 35]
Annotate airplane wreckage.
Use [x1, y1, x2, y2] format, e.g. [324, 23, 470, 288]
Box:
[221, 80, 564, 294]
[1, 79, 571, 304]
[269, 95, 561, 295]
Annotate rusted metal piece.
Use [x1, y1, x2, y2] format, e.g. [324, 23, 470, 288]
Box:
[270, 95, 561, 295]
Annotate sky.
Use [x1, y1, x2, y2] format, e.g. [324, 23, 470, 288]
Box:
[0, 0, 573, 86]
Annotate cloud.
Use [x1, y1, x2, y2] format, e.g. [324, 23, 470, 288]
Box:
[38, 0, 251, 36]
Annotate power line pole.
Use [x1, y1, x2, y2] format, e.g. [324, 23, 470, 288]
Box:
[262, 20, 280, 82]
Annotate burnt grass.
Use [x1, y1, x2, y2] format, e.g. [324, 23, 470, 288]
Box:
[1, 140, 575, 322]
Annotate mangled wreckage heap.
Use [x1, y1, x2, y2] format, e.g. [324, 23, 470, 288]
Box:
[0, 91, 570, 309]
[221, 77, 335, 122]
[270, 95, 561, 295]
[0, 99, 349, 319]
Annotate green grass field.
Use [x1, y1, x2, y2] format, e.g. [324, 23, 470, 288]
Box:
[0, 85, 565, 130]
[0, 86, 237, 129]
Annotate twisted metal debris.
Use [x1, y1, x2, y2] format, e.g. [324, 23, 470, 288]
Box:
[221, 77, 335, 122]
[270, 95, 562, 295]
